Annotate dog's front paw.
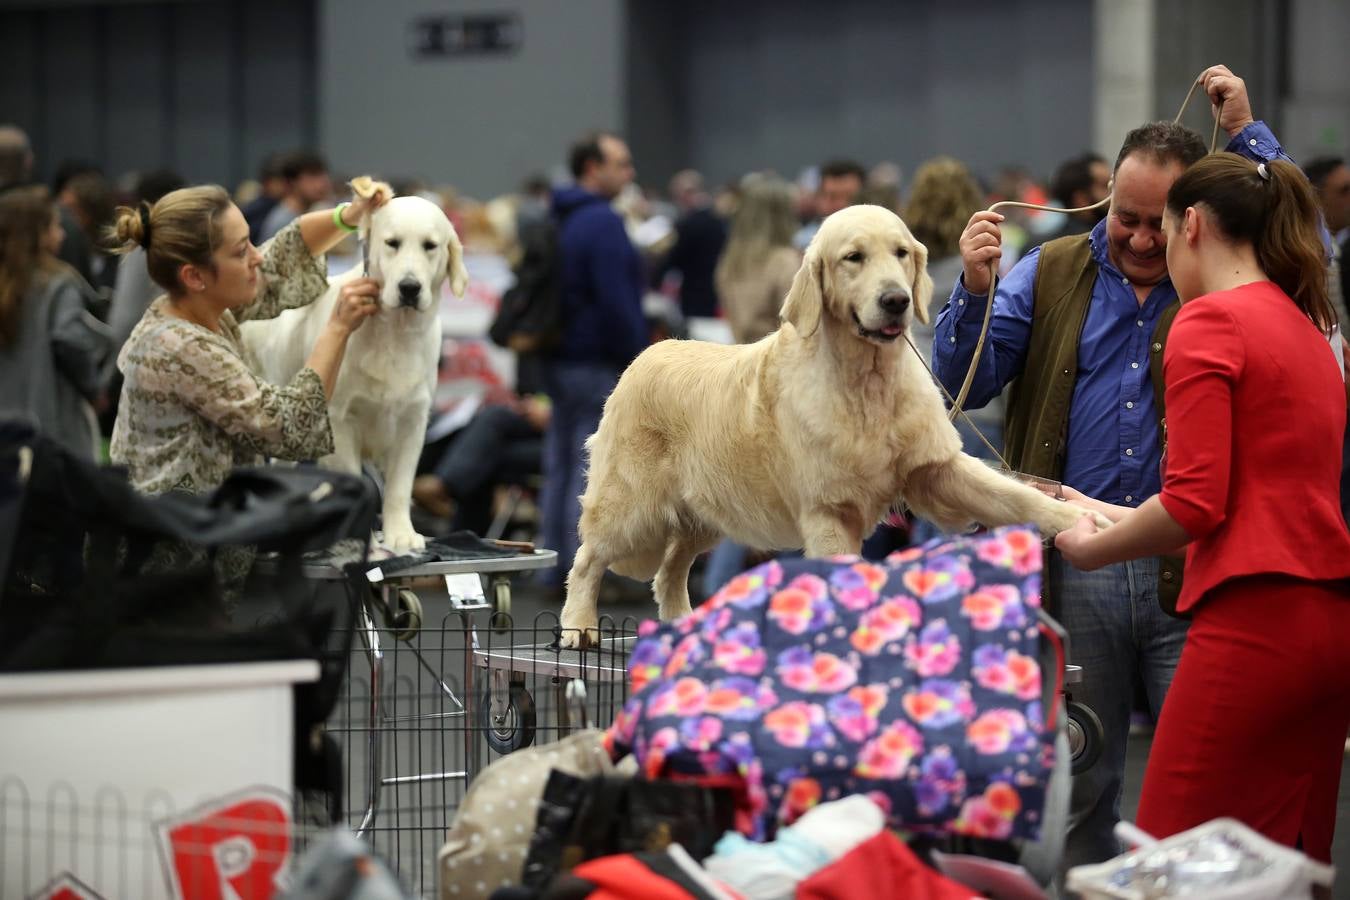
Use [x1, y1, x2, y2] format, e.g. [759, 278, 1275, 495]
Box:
[557, 623, 600, 650]
[557, 628, 595, 650]
[382, 527, 426, 554]
[1089, 511, 1113, 531]
[1036, 501, 1098, 538]
[558, 606, 599, 650]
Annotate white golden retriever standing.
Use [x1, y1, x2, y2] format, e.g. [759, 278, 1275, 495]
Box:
[242, 180, 467, 551]
[559, 204, 1108, 646]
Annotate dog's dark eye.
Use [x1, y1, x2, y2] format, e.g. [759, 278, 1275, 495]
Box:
[894, 247, 909, 259]
[422, 241, 437, 252]
[385, 239, 402, 250]
[844, 251, 864, 263]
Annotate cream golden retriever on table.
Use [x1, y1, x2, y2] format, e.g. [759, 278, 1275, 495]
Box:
[242, 178, 468, 552]
[558, 204, 1107, 647]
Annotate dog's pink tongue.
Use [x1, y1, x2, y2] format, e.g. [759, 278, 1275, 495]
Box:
[882, 324, 905, 336]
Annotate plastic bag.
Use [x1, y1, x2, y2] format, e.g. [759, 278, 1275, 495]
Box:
[1066, 819, 1335, 899]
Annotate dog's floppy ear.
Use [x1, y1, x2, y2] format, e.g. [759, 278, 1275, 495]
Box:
[445, 224, 469, 298]
[911, 236, 934, 326]
[780, 247, 824, 338]
[349, 175, 394, 244]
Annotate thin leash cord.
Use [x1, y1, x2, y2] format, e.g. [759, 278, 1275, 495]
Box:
[905, 331, 1014, 470]
[937, 72, 1224, 428]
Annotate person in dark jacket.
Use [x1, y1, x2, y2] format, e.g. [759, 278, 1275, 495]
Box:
[654, 169, 726, 319]
[49, 159, 102, 291]
[538, 131, 647, 587]
[241, 152, 288, 246]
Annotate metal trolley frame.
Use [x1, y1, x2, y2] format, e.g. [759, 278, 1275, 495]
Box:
[299, 549, 639, 896]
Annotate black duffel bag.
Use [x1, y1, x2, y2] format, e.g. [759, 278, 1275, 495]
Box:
[0, 418, 379, 821]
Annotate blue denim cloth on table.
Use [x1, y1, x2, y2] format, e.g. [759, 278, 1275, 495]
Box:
[609, 525, 1055, 841]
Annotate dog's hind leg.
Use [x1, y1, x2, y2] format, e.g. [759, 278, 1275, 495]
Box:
[653, 531, 715, 622]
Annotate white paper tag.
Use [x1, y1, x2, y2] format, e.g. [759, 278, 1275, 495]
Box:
[366, 567, 385, 584]
[444, 573, 486, 607]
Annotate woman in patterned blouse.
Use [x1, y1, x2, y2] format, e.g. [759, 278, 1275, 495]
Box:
[109, 183, 387, 495]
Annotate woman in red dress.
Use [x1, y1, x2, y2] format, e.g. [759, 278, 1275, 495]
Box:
[1053, 152, 1350, 862]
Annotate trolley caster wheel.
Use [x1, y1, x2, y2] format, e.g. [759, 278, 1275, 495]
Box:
[481, 684, 536, 754]
[379, 587, 422, 641]
[493, 580, 511, 630]
[1066, 699, 1104, 775]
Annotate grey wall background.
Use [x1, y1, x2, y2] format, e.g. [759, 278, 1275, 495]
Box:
[318, 0, 625, 198]
[629, 0, 1095, 190]
[1284, 0, 1350, 163]
[2, 0, 1348, 198]
[0, 0, 315, 188]
[1152, 0, 1280, 153]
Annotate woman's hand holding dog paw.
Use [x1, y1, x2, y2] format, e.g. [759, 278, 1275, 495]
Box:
[1036, 481, 1126, 527]
[1036, 497, 1107, 540]
[1054, 514, 1106, 570]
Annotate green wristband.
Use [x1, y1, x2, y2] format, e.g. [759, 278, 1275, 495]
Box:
[333, 202, 358, 233]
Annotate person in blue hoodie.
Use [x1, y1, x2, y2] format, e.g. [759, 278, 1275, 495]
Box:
[539, 132, 648, 588]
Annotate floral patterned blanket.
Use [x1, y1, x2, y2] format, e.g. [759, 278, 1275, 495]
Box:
[607, 525, 1055, 841]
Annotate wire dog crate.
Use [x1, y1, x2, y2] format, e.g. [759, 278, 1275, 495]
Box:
[313, 549, 639, 898]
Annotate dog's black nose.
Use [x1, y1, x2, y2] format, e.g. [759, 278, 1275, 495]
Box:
[398, 278, 422, 306]
[878, 291, 910, 314]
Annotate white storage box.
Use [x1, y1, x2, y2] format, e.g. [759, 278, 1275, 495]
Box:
[0, 660, 318, 900]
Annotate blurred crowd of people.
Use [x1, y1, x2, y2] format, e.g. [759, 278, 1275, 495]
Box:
[3, 120, 1349, 584]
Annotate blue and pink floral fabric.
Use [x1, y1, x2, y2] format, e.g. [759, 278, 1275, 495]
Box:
[607, 525, 1054, 841]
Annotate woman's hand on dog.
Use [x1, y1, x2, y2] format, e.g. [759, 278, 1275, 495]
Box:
[343, 178, 393, 226]
[1035, 480, 1128, 526]
[331, 278, 382, 335]
[1053, 514, 1104, 569]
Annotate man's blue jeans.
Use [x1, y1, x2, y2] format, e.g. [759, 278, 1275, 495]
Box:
[538, 360, 621, 587]
[1052, 552, 1189, 870]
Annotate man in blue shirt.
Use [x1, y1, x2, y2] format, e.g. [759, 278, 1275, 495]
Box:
[538, 132, 648, 587]
[932, 66, 1295, 868]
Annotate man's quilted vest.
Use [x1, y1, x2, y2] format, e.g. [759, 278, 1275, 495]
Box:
[999, 234, 1185, 616]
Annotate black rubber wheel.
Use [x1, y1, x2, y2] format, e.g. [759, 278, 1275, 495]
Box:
[1066, 699, 1104, 775]
[481, 684, 536, 754]
[381, 587, 422, 641]
[492, 580, 512, 632]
